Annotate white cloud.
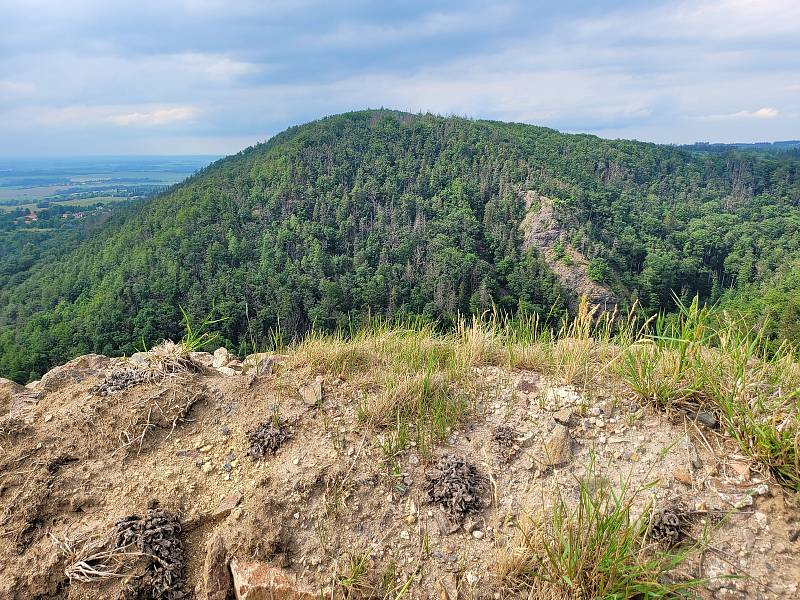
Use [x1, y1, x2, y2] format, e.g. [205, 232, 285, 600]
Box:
[696, 107, 780, 120]
[5, 104, 201, 128]
[107, 106, 199, 126]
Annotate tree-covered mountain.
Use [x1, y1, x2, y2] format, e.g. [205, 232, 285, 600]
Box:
[1, 110, 799, 382]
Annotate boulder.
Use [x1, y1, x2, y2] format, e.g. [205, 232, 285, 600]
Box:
[204, 535, 232, 600]
[213, 348, 234, 369]
[39, 354, 109, 393]
[541, 424, 572, 467]
[230, 561, 317, 600]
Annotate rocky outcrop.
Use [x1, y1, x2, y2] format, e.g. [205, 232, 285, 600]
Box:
[519, 191, 617, 313]
[36, 353, 110, 393]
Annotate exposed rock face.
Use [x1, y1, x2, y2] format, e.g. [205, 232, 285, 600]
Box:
[519, 191, 617, 313]
[37, 354, 110, 393]
[230, 562, 317, 600]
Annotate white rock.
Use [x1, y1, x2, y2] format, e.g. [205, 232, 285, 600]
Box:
[212, 347, 234, 369]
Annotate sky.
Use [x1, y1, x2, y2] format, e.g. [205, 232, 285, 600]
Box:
[1, 0, 799, 156]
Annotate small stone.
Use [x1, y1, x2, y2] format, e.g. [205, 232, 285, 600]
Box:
[400, 530, 410, 540]
[673, 468, 693, 486]
[553, 407, 573, 425]
[292, 458, 300, 466]
[200, 444, 213, 452]
[541, 424, 572, 467]
[754, 511, 768, 529]
[462, 518, 478, 533]
[299, 381, 323, 405]
[43, 413, 53, 422]
[465, 571, 478, 585]
[516, 378, 539, 393]
[213, 491, 242, 517]
[472, 530, 484, 540]
[436, 574, 459, 600]
[696, 410, 718, 429]
[730, 461, 750, 480]
[589, 406, 602, 416]
[516, 431, 536, 448]
[201, 462, 214, 474]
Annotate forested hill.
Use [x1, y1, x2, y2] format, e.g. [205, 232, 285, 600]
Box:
[2, 110, 800, 382]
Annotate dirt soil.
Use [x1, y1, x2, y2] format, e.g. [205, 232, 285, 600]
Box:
[1, 349, 798, 599]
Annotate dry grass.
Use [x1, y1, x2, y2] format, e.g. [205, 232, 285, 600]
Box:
[285, 295, 799, 491]
[50, 531, 141, 583]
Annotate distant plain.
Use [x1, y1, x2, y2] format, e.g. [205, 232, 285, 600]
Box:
[0, 156, 219, 212]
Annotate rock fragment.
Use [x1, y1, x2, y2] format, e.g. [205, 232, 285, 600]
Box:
[230, 561, 317, 600]
[204, 535, 231, 600]
[212, 347, 234, 369]
[541, 424, 572, 467]
[299, 380, 322, 406]
[214, 491, 243, 517]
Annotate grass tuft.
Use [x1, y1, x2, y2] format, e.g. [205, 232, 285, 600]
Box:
[494, 460, 701, 599]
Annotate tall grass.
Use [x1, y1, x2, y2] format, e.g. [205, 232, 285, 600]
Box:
[618, 296, 800, 491]
[286, 296, 799, 490]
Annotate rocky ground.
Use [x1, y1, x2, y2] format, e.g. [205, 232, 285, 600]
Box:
[0, 343, 798, 599]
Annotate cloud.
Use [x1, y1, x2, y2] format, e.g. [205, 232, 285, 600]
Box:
[6, 104, 200, 128]
[696, 107, 780, 120]
[305, 5, 514, 49]
[1, 0, 798, 153]
[108, 106, 199, 126]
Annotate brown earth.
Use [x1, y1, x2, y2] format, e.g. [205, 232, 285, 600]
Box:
[0, 346, 798, 599]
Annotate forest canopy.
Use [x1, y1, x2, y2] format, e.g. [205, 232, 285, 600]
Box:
[1, 110, 799, 382]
